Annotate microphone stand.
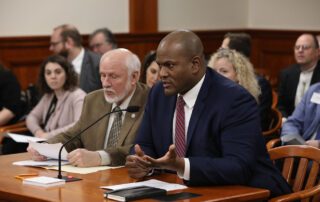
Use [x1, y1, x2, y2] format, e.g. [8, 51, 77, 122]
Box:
[57, 106, 139, 182]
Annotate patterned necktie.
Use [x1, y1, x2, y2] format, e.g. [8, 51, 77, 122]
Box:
[175, 96, 186, 157]
[107, 106, 122, 148]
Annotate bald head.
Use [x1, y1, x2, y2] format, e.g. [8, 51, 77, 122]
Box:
[158, 30, 205, 66]
[156, 30, 205, 96]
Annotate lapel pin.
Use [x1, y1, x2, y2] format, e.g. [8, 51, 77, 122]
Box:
[131, 114, 136, 119]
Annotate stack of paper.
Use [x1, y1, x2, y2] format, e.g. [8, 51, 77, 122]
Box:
[23, 176, 65, 187]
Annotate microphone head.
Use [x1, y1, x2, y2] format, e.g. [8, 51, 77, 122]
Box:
[126, 106, 140, 112]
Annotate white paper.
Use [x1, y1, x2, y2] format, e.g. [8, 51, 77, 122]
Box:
[13, 160, 69, 167]
[311, 92, 320, 104]
[23, 176, 65, 187]
[43, 165, 123, 174]
[29, 142, 68, 160]
[7, 133, 46, 143]
[101, 179, 188, 191]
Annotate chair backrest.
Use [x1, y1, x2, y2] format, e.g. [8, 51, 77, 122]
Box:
[269, 145, 320, 202]
[263, 107, 282, 137]
[272, 90, 278, 109]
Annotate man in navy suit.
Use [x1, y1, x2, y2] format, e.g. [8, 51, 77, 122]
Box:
[125, 30, 291, 198]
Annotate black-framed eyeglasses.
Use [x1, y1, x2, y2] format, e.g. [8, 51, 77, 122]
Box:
[50, 41, 62, 47]
[294, 45, 312, 51]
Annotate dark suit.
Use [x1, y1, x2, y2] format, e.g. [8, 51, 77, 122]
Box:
[256, 73, 272, 131]
[79, 49, 102, 93]
[277, 60, 320, 118]
[132, 68, 291, 198]
[48, 82, 150, 166]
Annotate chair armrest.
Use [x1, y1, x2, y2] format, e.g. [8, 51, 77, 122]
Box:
[0, 121, 26, 132]
[266, 138, 281, 150]
[268, 185, 320, 202]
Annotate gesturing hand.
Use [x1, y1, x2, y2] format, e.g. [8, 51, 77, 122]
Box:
[125, 144, 151, 179]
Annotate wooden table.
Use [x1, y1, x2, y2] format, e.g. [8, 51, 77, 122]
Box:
[0, 153, 270, 201]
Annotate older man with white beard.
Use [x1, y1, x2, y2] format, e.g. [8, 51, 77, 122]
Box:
[27, 48, 150, 167]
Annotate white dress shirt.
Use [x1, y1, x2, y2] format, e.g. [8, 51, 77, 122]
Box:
[97, 87, 136, 165]
[295, 65, 316, 107]
[71, 48, 85, 75]
[173, 75, 205, 180]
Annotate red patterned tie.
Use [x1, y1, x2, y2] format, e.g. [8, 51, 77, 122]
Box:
[175, 96, 186, 157]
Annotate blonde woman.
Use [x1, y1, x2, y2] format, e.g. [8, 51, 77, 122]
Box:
[208, 49, 261, 102]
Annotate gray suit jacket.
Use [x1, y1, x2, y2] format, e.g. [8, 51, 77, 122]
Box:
[48, 82, 150, 166]
[79, 49, 102, 93]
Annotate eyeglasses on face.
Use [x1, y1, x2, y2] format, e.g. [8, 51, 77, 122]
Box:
[50, 41, 62, 47]
[294, 45, 312, 51]
[90, 43, 103, 49]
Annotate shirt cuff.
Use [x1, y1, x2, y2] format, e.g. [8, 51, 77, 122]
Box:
[282, 117, 287, 125]
[97, 150, 111, 165]
[177, 158, 190, 181]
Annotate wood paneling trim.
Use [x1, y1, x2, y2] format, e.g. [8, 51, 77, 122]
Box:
[1, 29, 319, 90]
[129, 0, 158, 33]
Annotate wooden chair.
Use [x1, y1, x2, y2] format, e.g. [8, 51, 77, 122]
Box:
[0, 121, 28, 144]
[263, 107, 282, 137]
[272, 90, 278, 109]
[266, 138, 281, 150]
[268, 145, 320, 202]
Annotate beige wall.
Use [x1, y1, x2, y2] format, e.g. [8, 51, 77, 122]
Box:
[0, 0, 129, 36]
[248, 0, 320, 30]
[0, 0, 319, 37]
[158, 0, 248, 31]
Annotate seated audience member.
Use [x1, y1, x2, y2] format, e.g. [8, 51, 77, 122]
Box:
[277, 34, 320, 123]
[125, 30, 291, 198]
[26, 55, 86, 139]
[208, 49, 261, 102]
[281, 83, 320, 148]
[27, 48, 150, 167]
[141, 50, 160, 87]
[89, 28, 117, 55]
[0, 62, 23, 126]
[220, 32, 272, 131]
[49, 24, 102, 93]
[317, 34, 320, 60]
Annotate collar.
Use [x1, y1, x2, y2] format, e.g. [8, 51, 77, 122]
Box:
[178, 74, 205, 109]
[71, 48, 85, 66]
[111, 86, 136, 111]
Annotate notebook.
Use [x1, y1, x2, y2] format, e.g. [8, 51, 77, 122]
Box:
[104, 185, 166, 201]
[23, 176, 65, 187]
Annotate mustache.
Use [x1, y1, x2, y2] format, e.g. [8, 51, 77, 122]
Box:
[104, 88, 116, 94]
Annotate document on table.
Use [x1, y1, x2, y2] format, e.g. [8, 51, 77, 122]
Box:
[43, 165, 124, 174]
[13, 159, 69, 167]
[4, 133, 46, 143]
[101, 179, 188, 191]
[29, 142, 68, 160]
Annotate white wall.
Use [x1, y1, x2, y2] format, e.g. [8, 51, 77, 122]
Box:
[0, 0, 129, 36]
[158, 0, 248, 31]
[0, 0, 319, 37]
[248, 0, 320, 30]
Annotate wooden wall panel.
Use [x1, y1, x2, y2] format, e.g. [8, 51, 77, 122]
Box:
[0, 29, 318, 91]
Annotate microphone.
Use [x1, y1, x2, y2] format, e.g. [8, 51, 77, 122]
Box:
[57, 105, 140, 181]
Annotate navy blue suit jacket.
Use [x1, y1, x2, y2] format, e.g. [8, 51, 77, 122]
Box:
[132, 68, 291, 197]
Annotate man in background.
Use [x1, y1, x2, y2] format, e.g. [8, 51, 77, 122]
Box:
[49, 24, 101, 93]
[89, 28, 117, 55]
[220, 32, 273, 131]
[277, 33, 320, 123]
[28, 48, 150, 167]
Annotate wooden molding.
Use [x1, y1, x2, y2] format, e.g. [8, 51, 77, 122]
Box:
[129, 0, 158, 33]
[1, 29, 319, 90]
